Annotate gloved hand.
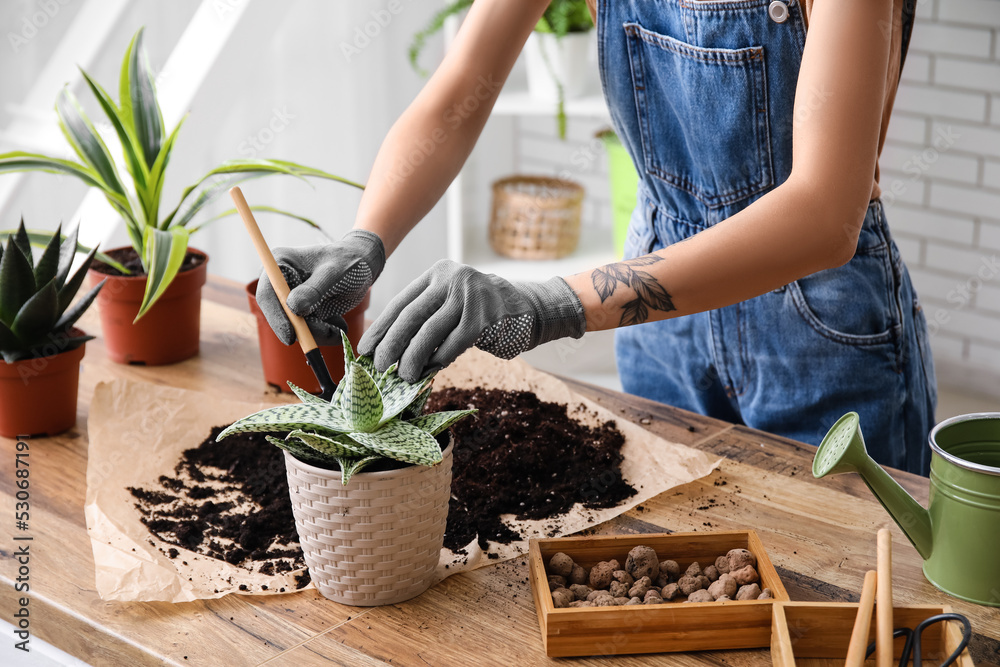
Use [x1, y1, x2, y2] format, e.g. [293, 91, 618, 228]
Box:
[257, 230, 385, 345]
[358, 259, 587, 382]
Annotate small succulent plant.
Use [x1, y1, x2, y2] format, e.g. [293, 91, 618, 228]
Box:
[0, 220, 105, 363]
[217, 331, 476, 484]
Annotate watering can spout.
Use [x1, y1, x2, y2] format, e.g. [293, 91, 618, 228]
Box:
[813, 413, 934, 560]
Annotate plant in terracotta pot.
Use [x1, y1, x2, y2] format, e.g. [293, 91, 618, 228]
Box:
[217, 331, 476, 605]
[408, 0, 593, 137]
[0, 221, 105, 438]
[0, 28, 362, 365]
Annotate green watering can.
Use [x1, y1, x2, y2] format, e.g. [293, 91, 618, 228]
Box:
[814, 412, 1000, 607]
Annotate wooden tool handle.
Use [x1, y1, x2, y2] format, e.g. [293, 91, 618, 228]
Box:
[876, 529, 894, 667]
[230, 186, 318, 354]
[846, 570, 878, 666]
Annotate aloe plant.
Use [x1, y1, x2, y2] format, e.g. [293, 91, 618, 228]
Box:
[0, 219, 104, 363]
[0, 27, 363, 321]
[217, 331, 476, 485]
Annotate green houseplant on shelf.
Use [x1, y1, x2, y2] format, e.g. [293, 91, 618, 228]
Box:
[0, 27, 363, 366]
[408, 0, 593, 138]
[217, 331, 476, 606]
[0, 220, 105, 438]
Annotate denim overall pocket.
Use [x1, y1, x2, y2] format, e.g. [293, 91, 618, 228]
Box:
[624, 22, 773, 209]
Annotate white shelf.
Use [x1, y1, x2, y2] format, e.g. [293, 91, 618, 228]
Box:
[463, 223, 618, 281]
[492, 90, 609, 118]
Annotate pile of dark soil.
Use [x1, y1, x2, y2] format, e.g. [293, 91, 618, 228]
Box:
[129, 386, 635, 574]
[92, 247, 205, 277]
[128, 425, 307, 582]
[426, 387, 636, 552]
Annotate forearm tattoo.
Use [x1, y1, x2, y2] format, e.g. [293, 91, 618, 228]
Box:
[591, 255, 676, 326]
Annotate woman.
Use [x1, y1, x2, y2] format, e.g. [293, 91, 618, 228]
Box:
[258, 0, 936, 475]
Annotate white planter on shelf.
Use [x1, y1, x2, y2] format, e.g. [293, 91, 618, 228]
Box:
[524, 30, 593, 103]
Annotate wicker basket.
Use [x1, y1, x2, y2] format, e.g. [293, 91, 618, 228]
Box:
[283, 436, 453, 606]
[489, 176, 584, 259]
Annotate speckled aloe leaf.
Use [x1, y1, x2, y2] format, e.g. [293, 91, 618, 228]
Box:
[287, 382, 326, 405]
[407, 409, 477, 436]
[287, 429, 373, 458]
[265, 435, 330, 469]
[347, 420, 443, 466]
[340, 362, 383, 432]
[337, 455, 381, 485]
[378, 371, 435, 426]
[402, 384, 433, 420]
[216, 404, 351, 440]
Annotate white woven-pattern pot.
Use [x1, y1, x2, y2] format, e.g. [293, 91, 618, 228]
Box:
[283, 437, 453, 606]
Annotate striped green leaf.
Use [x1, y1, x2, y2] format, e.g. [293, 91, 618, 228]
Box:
[135, 226, 188, 321]
[340, 363, 383, 432]
[56, 87, 127, 198]
[348, 420, 443, 466]
[401, 384, 433, 420]
[407, 409, 477, 436]
[265, 435, 330, 469]
[0, 152, 105, 189]
[187, 205, 328, 236]
[338, 455, 381, 485]
[287, 382, 327, 405]
[79, 68, 148, 195]
[127, 28, 164, 168]
[286, 429, 373, 458]
[379, 371, 435, 425]
[217, 404, 352, 441]
[147, 114, 186, 230]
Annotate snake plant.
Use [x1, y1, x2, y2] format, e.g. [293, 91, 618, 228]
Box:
[0, 27, 363, 322]
[217, 331, 476, 485]
[0, 219, 104, 363]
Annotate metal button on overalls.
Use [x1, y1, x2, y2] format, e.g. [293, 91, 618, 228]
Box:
[769, 1, 789, 23]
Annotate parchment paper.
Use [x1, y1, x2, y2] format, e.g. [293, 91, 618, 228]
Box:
[86, 351, 719, 602]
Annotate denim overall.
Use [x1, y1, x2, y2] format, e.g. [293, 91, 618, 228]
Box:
[599, 0, 937, 474]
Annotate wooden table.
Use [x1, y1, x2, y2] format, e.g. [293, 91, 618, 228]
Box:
[2, 277, 998, 666]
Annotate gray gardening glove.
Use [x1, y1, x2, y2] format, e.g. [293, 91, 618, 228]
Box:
[257, 230, 385, 345]
[358, 259, 587, 382]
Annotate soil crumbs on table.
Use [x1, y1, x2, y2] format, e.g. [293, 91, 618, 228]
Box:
[426, 387, 636, 552]
[128, 426, 308, 585]
[129, 386, 634, 576]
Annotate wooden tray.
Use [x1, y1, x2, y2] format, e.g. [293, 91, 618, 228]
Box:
[528, 531, 789, 657]
[770, 602, 974, 666]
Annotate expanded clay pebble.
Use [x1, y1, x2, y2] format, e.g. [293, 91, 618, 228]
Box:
[587, 589, 613, 602]
[569, 584, 593, 601]
[684, 561, 702, 577]
[611, 570, 634, 588]
[758, 588, 773, 600]
[589, 560, 620, 589]
[736, 583, 761, 600]
[731, 564, 759, 586]
[625, 545, 659, 581]
[704, 564, 720, 582]
[549, 552, 575, 578]
[654, 572, 669, 588]
[626, 597, 642, 605]
[628, 576, 652, 599]
[568, 600, 592, 608]
[707, 573, 737, 600]
[727, 548, 757, 572]
[714, 555, 731, 574]
[643, 590, 663, 605]
[568, 564, 589, 586]
[717, 595, 731, 601]
[696, 574, 711, 590]
[661, 583, 680, 600]
[609, 581, 629, 598]
[548, 575, 567, 591]
[595, 595, 618, 607]
[660, 560, 681, 580]
[551, 588, 574, 608]
[686, 590, 713, 603]
[614, 597, 630, 606]
[677, 575, 703, 596]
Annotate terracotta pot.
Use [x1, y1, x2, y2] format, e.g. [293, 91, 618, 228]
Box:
[88, 247, 208, 366]
[246, 279, 369, 393]
[283, 435, 453, 606]
[0, 336, 87, 438]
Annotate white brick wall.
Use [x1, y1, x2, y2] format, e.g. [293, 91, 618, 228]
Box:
[882, 0, 1000, 398]
[510, 0, 1000, 397]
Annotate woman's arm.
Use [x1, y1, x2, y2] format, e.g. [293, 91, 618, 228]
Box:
[565, 0, 894, 331]
[353, 0, 550, 255]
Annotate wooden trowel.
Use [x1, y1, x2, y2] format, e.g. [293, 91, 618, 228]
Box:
[229, 186, 337, 400]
